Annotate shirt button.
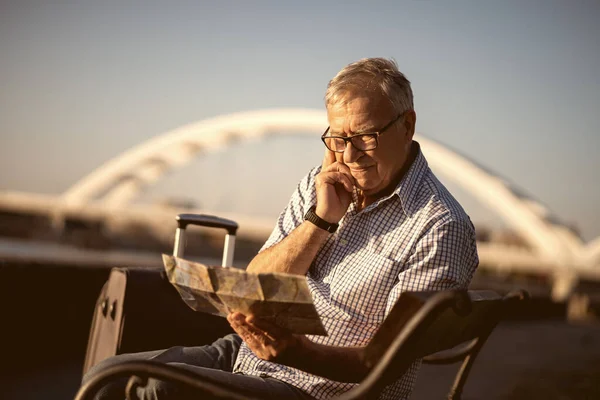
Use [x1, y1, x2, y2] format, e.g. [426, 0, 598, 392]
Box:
[339, 238, 348, 246]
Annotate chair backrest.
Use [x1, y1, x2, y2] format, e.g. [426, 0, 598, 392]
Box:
[348, 290, 504, 399]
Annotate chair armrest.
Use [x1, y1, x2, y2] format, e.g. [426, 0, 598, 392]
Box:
[75, 360, 261, 400]
[422, 339, 479, 364]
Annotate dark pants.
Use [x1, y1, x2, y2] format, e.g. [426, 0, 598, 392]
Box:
[82, 334, 313, 400]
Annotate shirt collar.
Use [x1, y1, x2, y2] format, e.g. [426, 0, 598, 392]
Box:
[362, 141, 428, 216]
[395, 141, 429, 216]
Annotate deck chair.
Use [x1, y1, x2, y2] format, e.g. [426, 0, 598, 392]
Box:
[75, 289, 527, 400]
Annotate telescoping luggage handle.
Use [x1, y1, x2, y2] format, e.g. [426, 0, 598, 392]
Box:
[173, 214, 239, 267]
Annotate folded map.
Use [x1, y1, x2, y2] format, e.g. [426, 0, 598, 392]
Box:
[163, 255, 327, 336]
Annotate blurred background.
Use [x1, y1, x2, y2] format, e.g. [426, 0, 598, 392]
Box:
[1, 1, 599, 399]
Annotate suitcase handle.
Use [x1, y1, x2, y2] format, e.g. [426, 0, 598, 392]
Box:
[176, 213, 238, 235]
[173, 213, 238, 267]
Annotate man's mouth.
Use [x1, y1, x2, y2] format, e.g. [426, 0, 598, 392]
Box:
[350, 165, 373, 172]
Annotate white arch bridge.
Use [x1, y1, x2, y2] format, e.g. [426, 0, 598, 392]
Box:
[59, 108, 599, 301]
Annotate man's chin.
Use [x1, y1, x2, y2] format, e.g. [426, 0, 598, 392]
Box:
[351, 171, 377, 189]
[354, 180, 377, 194]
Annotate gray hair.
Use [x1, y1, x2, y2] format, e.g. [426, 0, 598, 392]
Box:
[325, 58, 414, 114]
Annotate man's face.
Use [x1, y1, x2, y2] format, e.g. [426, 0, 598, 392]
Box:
[326, 92, 416, 198]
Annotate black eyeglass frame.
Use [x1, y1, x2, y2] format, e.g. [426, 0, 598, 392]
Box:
[321, 113, 405, 153]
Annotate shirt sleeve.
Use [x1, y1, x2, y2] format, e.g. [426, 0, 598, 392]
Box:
[258, 166, 320, 253]
[384, 218, 479, 315]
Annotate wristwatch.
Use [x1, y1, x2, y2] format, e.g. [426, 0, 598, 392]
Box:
[304, 205, 338, 233]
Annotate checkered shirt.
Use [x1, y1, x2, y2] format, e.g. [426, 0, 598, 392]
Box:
[233, 142, 479, 399]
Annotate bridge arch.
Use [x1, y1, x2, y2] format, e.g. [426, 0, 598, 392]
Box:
[61, 108, 583, 267]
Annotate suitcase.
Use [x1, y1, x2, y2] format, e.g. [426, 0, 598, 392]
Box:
[82, 213, 239, 375]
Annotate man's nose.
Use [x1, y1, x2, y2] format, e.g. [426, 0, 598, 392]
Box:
[343, 142, 362, 164]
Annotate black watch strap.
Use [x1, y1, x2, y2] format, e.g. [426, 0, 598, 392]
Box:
[304, 205, 338, 233]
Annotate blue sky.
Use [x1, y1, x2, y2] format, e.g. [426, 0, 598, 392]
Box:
[1, 1, 599, 240]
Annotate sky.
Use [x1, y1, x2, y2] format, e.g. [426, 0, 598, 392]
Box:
[0, 1, 599, 241]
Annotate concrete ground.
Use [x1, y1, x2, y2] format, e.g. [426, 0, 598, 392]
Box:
[413, 319, 600, 399]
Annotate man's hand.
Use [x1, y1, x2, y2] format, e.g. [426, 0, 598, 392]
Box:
[228, 312, 369, 382]
[227, 312, 305, 362]
[315, 149, 354, 224]
[244, 150, 342, 275]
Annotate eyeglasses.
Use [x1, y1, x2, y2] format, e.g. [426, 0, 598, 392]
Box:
[321, 113, 404, 153]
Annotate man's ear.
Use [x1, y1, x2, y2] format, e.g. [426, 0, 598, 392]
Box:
[403, 110, 417, 140]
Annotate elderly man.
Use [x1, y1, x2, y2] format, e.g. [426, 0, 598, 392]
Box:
[84, 58, 478, 400]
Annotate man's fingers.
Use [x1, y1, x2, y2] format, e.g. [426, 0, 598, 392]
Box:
[337, 172, 355, 193]
[229, 313, 274, 345]
[321, 148, 336, 170]
[319, 170, 354, 193]
[246, 315, 286, 340]
[227, 312, 245, 324]
[228, 313, 256, 340]
[243, 318, 277, 342]
[229, 318, 255, 343]
[321, 162, 355, 190]
[322, 160, 352, 176]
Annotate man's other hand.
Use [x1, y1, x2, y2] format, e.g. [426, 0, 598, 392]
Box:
[227, 312, 305, 362]
[315, 149, 354, 224]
